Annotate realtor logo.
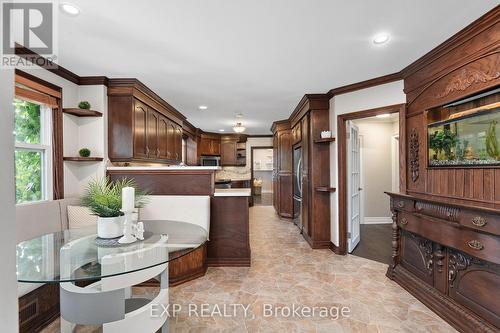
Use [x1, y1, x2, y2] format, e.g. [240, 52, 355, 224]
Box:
[1, 1, 57, 68]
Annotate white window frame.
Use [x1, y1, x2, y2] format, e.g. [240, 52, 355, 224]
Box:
[14, 103, 53, 204]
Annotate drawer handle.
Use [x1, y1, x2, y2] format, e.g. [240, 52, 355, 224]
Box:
[467, 240, 484, 251]
[471, 216, 487, 227]
[400, 218, 408, 225]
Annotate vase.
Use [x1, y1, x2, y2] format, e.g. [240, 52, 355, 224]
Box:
[97, 216, 124, 239]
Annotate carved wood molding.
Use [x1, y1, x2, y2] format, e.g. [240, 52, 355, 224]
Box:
[434, 245, 445, 273]
[404, 230, 434, 276]
[436, 68, 500, 98]
[409, 128, 419, 182]
[448, 250, 472, 287]
[415, 201, 460, 222]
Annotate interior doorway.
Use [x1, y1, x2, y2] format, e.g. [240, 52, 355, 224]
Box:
[251, 146, 274, 206]
[337, 104, 406, 260]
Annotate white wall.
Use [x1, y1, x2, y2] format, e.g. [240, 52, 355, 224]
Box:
[253, 148, 273, 193]
[329, 81, 406, 246]
[22, 67, 108, 197]
[354, 118, 398, 221]
[0, 69, 19, 331]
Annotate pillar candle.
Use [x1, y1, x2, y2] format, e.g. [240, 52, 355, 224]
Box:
[122, 186, 135, 211]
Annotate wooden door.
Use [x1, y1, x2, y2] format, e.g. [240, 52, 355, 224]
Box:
[200, 138, 212, 155]
[133, 100, 148, 159]
[221, 140, 237, 165]
[158, 116, 169, 160]
[211, 139, 221, 155]
[186, 137, 198, 165]
[174, 124, 182, 161]
[166, 121, 176, 160]
[347, 121, 361, 252]
[147, 108, 159, 159]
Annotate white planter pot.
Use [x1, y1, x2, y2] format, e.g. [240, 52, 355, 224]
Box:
[97, 216, 124, 239]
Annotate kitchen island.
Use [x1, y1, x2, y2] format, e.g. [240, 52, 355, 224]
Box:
[107, 166, 252, 267]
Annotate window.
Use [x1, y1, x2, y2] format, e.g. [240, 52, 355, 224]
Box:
[14, 98, 53, 204]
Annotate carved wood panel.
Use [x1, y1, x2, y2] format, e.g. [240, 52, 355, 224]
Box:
[409, 128, 419, 182]
[448, 248, 500, 328]
[400, 230, 434, 286]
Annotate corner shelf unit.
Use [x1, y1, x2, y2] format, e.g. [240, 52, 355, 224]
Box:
[63, 108, 103, 117]
[63, 157, 104, 162]
[314, 137, 335, 144]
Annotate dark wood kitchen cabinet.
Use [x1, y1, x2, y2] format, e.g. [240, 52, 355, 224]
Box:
[271, 120, 293, 218]
[108, 79, 184, 164]
[220, 136, 238, 166]
[199, 134, 221, 156]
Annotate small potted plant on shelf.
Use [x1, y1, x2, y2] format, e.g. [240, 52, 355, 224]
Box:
[78, 101, 91, 110]
[82, 178, 149, 239]
[79, 148, 91, 158]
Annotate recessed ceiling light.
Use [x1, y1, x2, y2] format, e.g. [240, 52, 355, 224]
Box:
[376, 113, 391, 118]
[219, 129, 225, 132]
[198, 105, 208, 110]
[373, 33, 390, 45]
[60, 2, 80, 16]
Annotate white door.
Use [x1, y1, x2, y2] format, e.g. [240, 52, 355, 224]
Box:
[347, 121, 361, 253]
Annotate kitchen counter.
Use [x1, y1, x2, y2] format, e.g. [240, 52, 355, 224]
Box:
[214, 188, 251, 197]
[108, 166, 221, 171]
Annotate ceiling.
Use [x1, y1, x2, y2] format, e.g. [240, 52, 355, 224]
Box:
[57, 1, 498, 134]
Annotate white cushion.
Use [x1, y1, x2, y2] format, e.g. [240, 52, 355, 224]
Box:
[16, 200, 62, 243]
[58, 197, 82, 229]
[139, 196, 210, 237]
[67, 205, 98, 229]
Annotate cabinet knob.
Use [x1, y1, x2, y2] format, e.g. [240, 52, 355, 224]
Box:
[471, 216, 487, 227]
[467, 240, 484, 251]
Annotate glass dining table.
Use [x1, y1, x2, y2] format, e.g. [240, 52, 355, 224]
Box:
[16, 220, 208, 333]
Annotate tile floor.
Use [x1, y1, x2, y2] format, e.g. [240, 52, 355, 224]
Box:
[43, 206, 457, 333]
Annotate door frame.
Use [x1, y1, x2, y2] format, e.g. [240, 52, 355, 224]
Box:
[250, 146, 274, 195]
[337, 103, 406, 255]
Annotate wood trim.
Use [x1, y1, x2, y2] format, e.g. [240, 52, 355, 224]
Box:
[15, 70, 62, 98]
[63, 157, 103, 162]
[53, 100, 64, 199]
[14, 86, 58, 107]
[289, 94, 329, 127]
[270, 119, 290, 133]
[337, 103, 405, 254]
[62, 108, 103, 117]
[79, 76, 109, 86]
[400, 5, 500, 79]
[329, 242, 343, 255]
[247, 134, 273, 138]
[327, 72, 402, 98]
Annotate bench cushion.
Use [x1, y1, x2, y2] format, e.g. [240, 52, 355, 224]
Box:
[16, 200, 62, 243]
[139, 195, 210, 237]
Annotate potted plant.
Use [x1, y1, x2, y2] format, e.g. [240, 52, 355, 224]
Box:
[82, 178, 148, 239]
[78, 101, 91, 109]
[79, 148, 91, 157]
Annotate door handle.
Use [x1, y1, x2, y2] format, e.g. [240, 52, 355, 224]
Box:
[358, 187, 363, 191]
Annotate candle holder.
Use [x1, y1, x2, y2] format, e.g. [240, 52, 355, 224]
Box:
[118, 209, 137, 244]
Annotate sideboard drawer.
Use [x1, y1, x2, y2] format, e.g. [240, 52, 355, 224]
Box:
[399, 211, 500, 265]
[458, 210, 500, 236]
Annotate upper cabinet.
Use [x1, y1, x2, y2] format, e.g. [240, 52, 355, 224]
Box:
[199, 135, 221, 156]
[221, 136, 237, 166]
[108, 79, 185, 164]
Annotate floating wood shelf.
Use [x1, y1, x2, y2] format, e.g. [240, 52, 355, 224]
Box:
[63, 108, 103, 117]
[314, 138, 335, 143]
[63, 157, 104, 162]
[315, 186, 336, 193]
[314, 137, 335, 143]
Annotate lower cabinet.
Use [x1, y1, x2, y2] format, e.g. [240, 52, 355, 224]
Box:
[388, 193, 500, 333]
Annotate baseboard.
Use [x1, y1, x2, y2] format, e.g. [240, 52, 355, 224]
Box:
[362, 217, 392, 224]
[388, 265, 497, 333]
[207, 257, 251, 267]
[329, 242, 345, 255]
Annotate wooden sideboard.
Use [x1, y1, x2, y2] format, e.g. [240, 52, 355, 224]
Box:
[389, 7, 500, 333]
[387, 192, 500, 332]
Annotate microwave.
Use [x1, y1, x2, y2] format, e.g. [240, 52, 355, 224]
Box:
[200, 156, 221, 167]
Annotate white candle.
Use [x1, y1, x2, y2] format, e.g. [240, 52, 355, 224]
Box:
[122, 186, 135, 211]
